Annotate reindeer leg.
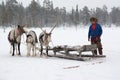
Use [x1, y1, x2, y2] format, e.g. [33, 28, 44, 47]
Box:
[46, 46, 48, 57]
[40, 45, 43, 57]
[32, 45, 35, 57]
[18, 43, 21, 56]
[10, 44, 12, 54]
[34, 44, 36, 56]
[16, 44, 18, 55]
[12, 43, 15, 56]
[27, 43, 31, 57]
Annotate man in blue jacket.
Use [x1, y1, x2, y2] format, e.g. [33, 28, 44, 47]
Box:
[88, 17, 103, 55]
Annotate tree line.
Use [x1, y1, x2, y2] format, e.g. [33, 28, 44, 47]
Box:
[0, 0, 120, 28]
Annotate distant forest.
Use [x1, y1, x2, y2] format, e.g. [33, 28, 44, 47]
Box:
[0, 0, 120, 28]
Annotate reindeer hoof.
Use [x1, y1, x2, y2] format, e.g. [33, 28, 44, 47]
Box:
[10, 51, 12, 54]
[34, 54, 37, 56]
[46, 56, 48, 59]
[18, 53, 21, 56]
[45, 55, 48, 58]
[18, 55, 22, 57]
[12, 54, 14, 56]
[32, 55, 35, 57]
[40, 55, 43, 57]
[27, 54, 30, 57]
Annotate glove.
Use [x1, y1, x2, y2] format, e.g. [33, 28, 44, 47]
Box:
[88, 38, 91, 41]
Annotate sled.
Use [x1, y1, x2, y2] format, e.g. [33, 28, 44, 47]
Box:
[36, 44, 106, 61]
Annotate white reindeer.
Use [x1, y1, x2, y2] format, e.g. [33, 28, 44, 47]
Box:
[26, 31, 38, 57]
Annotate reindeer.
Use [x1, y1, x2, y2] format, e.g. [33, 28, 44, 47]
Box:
[8, 25, 28, 56]
[39, 25, 56, 57]
[26, 31, 38, 57]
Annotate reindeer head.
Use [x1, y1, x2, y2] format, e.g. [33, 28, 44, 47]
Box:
[43, 32, 52, 43]
[40, 24, 56, 46]
[26, 35, 34, 44]
[17, 24, 28, 35]
[40, 30, 51, 46]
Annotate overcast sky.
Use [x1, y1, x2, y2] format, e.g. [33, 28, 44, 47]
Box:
[1, 0, 120, 12]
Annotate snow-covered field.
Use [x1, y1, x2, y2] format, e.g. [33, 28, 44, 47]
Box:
[0, 26, 120, 80]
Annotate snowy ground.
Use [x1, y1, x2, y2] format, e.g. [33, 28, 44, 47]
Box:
[0, 26, 120, 80]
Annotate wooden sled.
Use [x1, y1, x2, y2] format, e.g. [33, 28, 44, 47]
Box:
[37, 44, 106, 61]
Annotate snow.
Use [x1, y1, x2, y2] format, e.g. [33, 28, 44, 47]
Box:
[0, 26, 120, 80]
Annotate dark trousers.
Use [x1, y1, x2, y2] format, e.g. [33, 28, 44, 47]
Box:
[91, 37, 103, 55]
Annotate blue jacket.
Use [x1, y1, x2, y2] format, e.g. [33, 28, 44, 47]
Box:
[88, 23, 103, 38]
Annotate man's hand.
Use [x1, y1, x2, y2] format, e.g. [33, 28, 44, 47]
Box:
[88, 38, 91, 41]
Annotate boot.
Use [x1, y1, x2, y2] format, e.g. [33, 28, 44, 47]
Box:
[98, 48, 103, 55]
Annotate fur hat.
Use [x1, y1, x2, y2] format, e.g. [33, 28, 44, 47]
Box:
[90, 17, 98, 22]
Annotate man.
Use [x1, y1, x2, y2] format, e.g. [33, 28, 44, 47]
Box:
[88, 17, 103, 55]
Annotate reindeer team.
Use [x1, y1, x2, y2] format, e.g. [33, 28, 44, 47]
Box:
[8, 24, 56, 57]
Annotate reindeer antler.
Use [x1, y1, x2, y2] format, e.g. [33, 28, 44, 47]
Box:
[49, 24, 57, 34]
[39, 23, 46, 33]
[40, 27, 45, 33]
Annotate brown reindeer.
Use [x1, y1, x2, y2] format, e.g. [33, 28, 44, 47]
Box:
[8, 25, 28, 56]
